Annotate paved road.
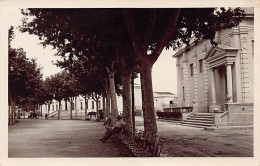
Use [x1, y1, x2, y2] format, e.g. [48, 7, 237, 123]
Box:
[9, 119, 122, 157]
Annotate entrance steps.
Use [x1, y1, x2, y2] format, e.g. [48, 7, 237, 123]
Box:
[180, 113, 216, 128]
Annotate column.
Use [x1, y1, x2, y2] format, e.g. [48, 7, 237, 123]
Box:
[210, 68, 217, 104]
[226, 63, 233, 103]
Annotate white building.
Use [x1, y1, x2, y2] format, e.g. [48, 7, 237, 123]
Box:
[39, 82, 177, 118]
[172, 8, 254, 126]
[154, 92, 177, 111]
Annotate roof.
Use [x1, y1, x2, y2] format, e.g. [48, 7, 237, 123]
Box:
[154, 92, 175, 95]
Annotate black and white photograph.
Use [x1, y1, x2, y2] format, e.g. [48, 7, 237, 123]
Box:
[0, 0, 259, 165]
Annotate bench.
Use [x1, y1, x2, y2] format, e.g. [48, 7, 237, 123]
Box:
[112, 129, 166, 157]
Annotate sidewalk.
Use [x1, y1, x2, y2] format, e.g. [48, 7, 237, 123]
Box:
[9, 119, 122, 157]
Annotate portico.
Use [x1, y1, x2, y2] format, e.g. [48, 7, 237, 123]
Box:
[204, 45, 238, 112]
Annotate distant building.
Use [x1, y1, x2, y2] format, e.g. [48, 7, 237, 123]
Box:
[172, 8, 254, 126]
[40, 95, 103, 118]
[40, 82, 177, 117]
[154, 92, 177, 111]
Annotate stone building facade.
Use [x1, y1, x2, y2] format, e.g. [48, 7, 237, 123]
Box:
[173, 8, 254, 126]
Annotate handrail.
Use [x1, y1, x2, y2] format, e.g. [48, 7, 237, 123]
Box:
[220, 111, 228, 118]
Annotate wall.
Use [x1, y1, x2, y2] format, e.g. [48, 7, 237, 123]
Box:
[226, 103, 254, 126]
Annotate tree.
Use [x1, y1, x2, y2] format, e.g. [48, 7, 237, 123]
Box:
[46, 72, 67, 119]
[9, 26, 43, 124]
[122, 8, 245, 142]
[61, 71, 80, 119]
[20, 8, 245, 142]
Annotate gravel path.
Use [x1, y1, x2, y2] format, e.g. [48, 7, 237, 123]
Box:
[9, 117, 253, 157]
[9, 119, 122, 157]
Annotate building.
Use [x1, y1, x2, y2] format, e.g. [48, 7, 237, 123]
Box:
[39, 81, 177, 118]
[154, 92, 177, 111]
[173, 8, 254, 126]
[40, 95, 104, 119]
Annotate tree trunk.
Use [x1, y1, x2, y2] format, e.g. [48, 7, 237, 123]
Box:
[27, 106, 30, 118]
[70, 98, 73, 119]
[38, 103, 40, 120]
[106, 94, 111, 117]
[131, 71, 135, 133]
[105, 82, 111, 118]
[40, 105, 42, 119]
[58, 101, 61, 120]
[108, 72, 118, 125]
[140, 57, 157, 143]
[22, 105, 25, 119]
[102, 93, 106, 118]
[8, 105, 10, 125]
[122, 70, 133, 134]
[84, 96, 88, 119]
[75, 96, 77, 119]
[11, 101, 15, 125]
[47, 103, 50, 117]
[95, 99, 100, 121]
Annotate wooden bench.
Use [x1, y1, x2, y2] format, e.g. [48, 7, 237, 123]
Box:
[112, 129, 166, 157]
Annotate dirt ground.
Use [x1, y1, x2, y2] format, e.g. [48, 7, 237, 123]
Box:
[9, 117, 253, 157]
[8, 119, 122, 157]
[135, 116, 253, 157]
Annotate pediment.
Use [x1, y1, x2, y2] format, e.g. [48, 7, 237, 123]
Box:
[204, 44, 239, 68]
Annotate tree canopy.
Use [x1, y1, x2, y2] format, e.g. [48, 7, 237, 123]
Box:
[20, 8, 245, 141]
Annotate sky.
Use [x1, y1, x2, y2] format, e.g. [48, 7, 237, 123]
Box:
[8, 8, 178, 95]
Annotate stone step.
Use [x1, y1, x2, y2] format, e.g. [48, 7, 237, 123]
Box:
[184, 119, 214, 124]
[179, 113, 216, 128]
[179, 123, 212, 129]
[181, 121, 215, 127]
[192, 114, 214, 117]
[187, 117, 213, 121]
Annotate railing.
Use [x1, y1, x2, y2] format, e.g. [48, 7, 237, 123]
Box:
[163, 107, 193, 113]
[156, 107, 193, 120]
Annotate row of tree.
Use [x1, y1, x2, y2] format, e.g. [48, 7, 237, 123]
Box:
[8, 26, 115, 123]
[8, 26, 44, 124]
[17, 8, 245, 142]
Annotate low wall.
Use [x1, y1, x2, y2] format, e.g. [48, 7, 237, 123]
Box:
[225, 103, 254, 126]
[214, 111, 229, 127]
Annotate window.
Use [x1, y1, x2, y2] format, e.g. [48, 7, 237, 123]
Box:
[199, 59, 203, 73]
[190, 64, 193, 76]
[92, 101, 94, 109]
[80, 102, 83, 110]
[56, 104, 58, 111]
[52, 105, 54, 112]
